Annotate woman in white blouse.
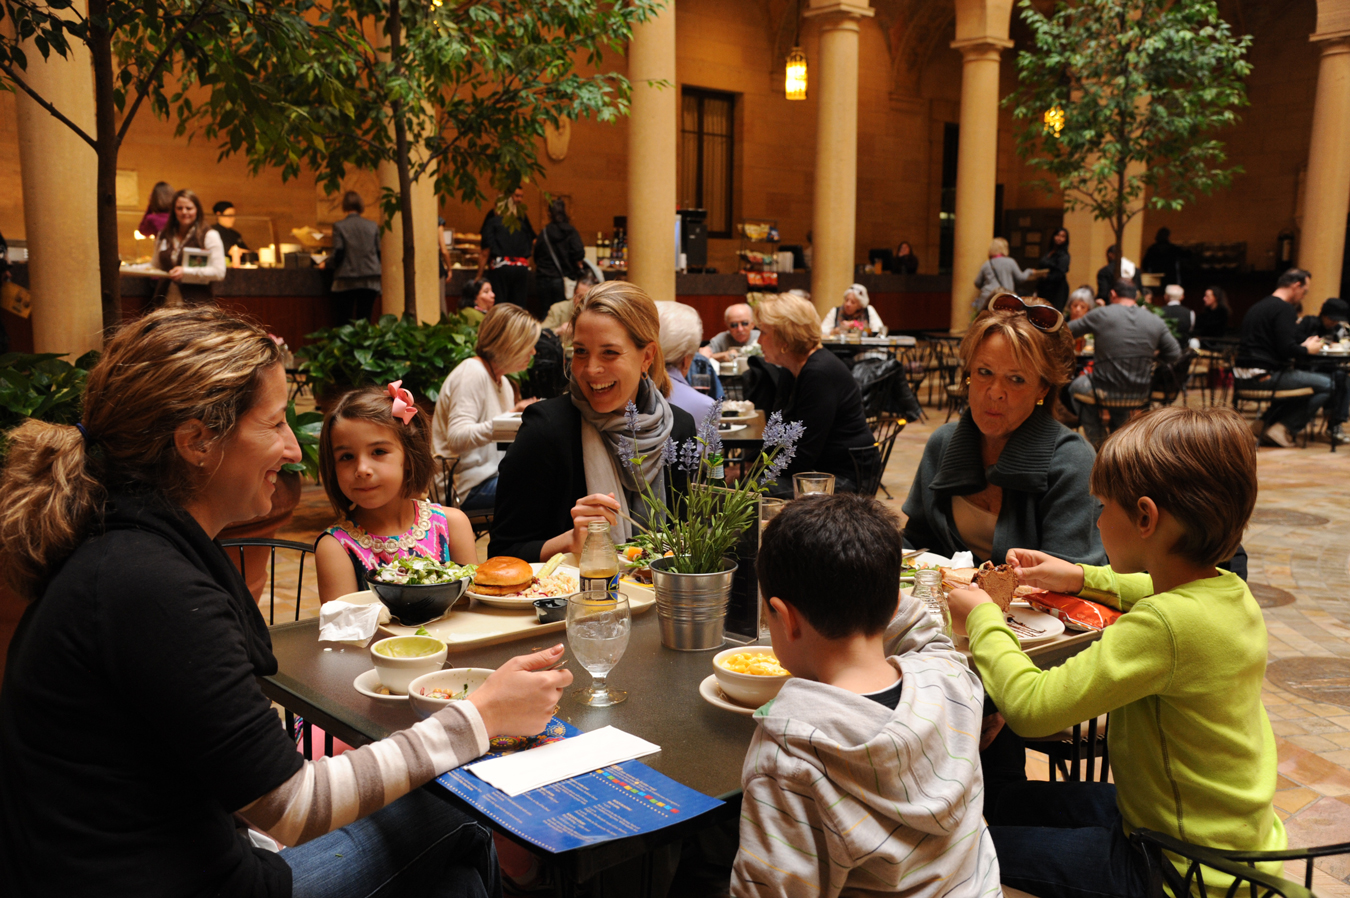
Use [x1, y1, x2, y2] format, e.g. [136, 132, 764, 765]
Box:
[432, 304, 540, 512]
[821, 283, 885, 336]
[152, 189, 226, 307]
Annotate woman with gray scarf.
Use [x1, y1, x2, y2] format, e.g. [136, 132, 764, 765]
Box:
[489, 281, 697, 561]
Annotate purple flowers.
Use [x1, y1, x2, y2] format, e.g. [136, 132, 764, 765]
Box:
[759, 412, 804, 485]
[661, 438, 679, 468]
[624, 401, 641, 438]
[697, 402, 724, 460]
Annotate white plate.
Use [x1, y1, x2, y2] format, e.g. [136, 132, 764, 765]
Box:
[717, 423, 748, 435]
[466, 562, 581, 609]
[699, 674, 758, 716]
[353, 669, 408, 702]
[1002, 607, 1065, 645]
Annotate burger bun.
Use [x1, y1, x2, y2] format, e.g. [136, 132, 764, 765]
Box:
[472, 556, 535, 596]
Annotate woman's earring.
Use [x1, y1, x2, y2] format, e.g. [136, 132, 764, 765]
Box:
[1036, 398, 1044, 406]
[965, 377, 971, 386]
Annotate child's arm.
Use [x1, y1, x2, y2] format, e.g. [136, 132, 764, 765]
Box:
[1007, 550, 1153, 612]
[315, 534, 359, 604]
[965, 599, 1175, 739]
[441, 506, 478, 566]
[732, 772, 838, 898]
[1078, 564, 1155, 612]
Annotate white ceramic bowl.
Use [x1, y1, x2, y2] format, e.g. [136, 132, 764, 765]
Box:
[369, 635, 447, 695]
[713, 646, 791, 707]
[407, 668, 494, 720]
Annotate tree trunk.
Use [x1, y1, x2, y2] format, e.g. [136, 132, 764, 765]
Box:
[88, 0, 122, 333]
[388, 0, 416, 319]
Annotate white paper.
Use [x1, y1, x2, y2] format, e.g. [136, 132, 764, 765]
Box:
[318, 600, 384, 646]
[949, 551, 974, 568]
[466, 726, 660, 797]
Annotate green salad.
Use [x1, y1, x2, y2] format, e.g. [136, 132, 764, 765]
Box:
[372, 557, 476, 586]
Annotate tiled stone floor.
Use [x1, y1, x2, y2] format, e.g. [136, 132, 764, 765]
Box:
[264, 390, 1350, 891]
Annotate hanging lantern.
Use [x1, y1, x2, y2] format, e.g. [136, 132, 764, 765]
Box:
[1043, 105, 1065, 138]
[785, 47, 807, 101]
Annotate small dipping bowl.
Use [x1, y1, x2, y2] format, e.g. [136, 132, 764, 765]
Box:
[534, 597, 568, 624]
[713, 646, 791, 708]
[369, 635, 447, 695]
[408, 668, 494, 720]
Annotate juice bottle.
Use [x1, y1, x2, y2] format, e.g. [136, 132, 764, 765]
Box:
[579, 521, 620, 599]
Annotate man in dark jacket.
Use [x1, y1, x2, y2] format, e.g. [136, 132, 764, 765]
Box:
[1294, 296, 1350, 444]
[1237, 268, 1336, 447]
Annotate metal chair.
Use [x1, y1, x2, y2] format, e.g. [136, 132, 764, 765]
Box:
[218, 537, 317, 626]
[1024, 714, 1110, 783]
[1150, 349, 1196, 407]
[849, 424, 902, 498]
[1231, 366, 1317, 447]
[1131, 829, 1350, 898]
[1071, 355, 1158, 441]
[432, 456, 493, 539]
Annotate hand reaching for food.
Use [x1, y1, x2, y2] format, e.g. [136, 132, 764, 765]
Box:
[1005, 548, 1084, 594]
[469, 645, 573, 737]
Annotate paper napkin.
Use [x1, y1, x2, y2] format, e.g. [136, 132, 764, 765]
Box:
[467, 726, 660, 797]
[318, 600, 384, 646]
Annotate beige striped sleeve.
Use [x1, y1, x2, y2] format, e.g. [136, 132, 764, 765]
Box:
[237, 700, 489, 846]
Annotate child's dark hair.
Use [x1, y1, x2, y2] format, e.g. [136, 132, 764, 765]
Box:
[756, 494, 904, 639]
[318, 386, 434, 518]
[1091, 406, 1257, 567]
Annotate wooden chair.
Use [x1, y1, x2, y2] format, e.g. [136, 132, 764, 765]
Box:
[218, 537, 317, 626]
[1131, 829, 1350, 898]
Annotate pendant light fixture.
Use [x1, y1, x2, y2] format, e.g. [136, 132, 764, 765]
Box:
[785, 0, 806, 100]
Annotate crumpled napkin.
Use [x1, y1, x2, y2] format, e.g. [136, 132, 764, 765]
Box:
[318, 600, 385, 646]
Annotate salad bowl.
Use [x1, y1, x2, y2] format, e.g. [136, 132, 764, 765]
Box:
[407, 668, 494, 719]
[368, 557, 476, 626]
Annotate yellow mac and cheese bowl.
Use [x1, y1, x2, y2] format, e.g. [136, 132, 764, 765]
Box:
[713, 646, 791, 707]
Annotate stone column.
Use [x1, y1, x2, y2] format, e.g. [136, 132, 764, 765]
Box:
[949, 37, 1011, 330]
[806, 0, 874, 318]
[13, 10, 102, 356]
[627, 0, 677, 305]
[1299, 34, 1350, 316]
[377, 161, 441, 324]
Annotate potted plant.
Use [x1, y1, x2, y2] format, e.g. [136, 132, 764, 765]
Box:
[621, 400, 803, 650]
[298, 313, 480, 409]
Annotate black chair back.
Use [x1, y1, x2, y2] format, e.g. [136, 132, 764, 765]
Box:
[218, 538, 316, 626]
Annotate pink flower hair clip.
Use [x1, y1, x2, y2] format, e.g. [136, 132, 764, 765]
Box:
[387, 380, 418, 425]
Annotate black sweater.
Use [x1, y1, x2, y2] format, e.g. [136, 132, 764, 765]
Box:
[774, 349, 876, 483]
[1238, 295, 1309, 369]
[489, 396, 696, 561]
[533, 222, 585, 279]
[0, 493, 301, 897]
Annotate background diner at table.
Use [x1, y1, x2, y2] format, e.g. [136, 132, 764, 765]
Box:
[819, 283, 885, 336]
[755, 291, 876, 496]
[489, 280, 697, 562]
[658, 300, 717, 423]
[0, 308, 571, 898]
[431, 303, 541, 515]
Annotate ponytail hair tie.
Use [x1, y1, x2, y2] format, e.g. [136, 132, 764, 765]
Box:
[75, 422, 90, 442]
[387, 381, 418, 425]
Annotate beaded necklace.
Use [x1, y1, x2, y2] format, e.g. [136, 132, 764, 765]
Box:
[338, 499, 432, 555]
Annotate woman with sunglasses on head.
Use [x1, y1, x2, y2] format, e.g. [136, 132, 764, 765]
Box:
[902, 294, 1105, 569]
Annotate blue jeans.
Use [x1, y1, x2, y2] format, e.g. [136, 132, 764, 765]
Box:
[990, 782, 1148, 898]
[460, 476, 496, 514]
[284, 786, 501, 898]
[1260, 368, 1332, 432]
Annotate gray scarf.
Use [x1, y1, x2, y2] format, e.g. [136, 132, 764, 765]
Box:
[569, 376, 674, 492]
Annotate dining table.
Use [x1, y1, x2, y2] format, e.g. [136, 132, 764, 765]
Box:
[260, 597, 1101, 892]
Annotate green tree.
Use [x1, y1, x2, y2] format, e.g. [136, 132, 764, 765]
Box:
[0, 0, 323, 330]
[1007, 0, 1253, 280]
[187, 0, 662, 317]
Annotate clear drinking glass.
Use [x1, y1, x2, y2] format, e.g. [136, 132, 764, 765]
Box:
[792, 472, 836, 499]
[566, 591, 632, 707]
[691, 371, 712, 394]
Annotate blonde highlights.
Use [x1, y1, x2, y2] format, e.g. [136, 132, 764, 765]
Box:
[754, 292, 822, 357]
[570, 280, 671, 396]
[1090, 407, 1257, 567]
[0, 308, 282, 599]
[957, 306, 1075, 409]
[476, 303, 540, 371]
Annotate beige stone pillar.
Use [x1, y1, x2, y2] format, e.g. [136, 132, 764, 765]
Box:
[1299, 34, 1350, 316]
[806, 1, 874, 317]
[626, 0, 677, 305]
[13, 12, 102, 356]
[377, 161, 441, 324]
[949, 37, 1011, 330]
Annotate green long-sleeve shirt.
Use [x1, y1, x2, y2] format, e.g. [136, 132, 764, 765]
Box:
[968, 566, 1285, 860]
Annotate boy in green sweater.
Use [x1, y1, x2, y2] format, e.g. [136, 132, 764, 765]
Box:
[948, 406, 1285, 898]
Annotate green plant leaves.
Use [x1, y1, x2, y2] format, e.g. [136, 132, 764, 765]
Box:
[0, 352, 99, 455]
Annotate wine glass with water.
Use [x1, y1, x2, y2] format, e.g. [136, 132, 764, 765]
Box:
[566, 591, 631, 707]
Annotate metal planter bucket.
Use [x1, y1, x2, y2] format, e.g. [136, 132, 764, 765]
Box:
[649, 557, 738, 652]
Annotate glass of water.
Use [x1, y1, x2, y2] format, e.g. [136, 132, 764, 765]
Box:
[566, 591, 632, 707]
